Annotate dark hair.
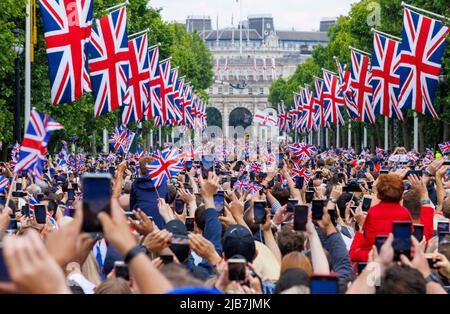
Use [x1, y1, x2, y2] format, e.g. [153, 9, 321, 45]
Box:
[377, 265, 426, 294]
[376, 174, 404, 203]
[194, 205, 206, 231]
[271, 183, 290, 206]
[402, 190, 421, 220]
[275, 268, 310, 294]
[47, 199, 58, 214]
[277, 226, 306, 257]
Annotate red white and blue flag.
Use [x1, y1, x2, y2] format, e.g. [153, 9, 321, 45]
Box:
[14, 110, 63, 175]
[335, 58, 359, 120]
[349, 49, 375, 124]
[439, 141, 450, 154]
[291, 163, 311, 182]
[0, 176, 9, 193]
[122, 34, 150, 125]
[323, 70, 345, 126]
[170, 69, 183, 126]
[277, 101, 291, 133]
[145, 44, 161, 121]
[395, 8, 449, 119]
[313, 78, 327, 129]
[182, 83, 194, 129]
[39, 0, 93, 104]
[88, 7, 129, 117]
[28, 194, 40, 218]
[300, 85, 315, 132]
[108, 125, 135, 154]
[288, 143, 318, 161]
[146, 148, 184, 187]
[10, 143, 21, 166]
[152, 59, 177, 126]
[135, 144, 145, 160]
[254, 109, 277, 127]
[371, 32, 404, 121]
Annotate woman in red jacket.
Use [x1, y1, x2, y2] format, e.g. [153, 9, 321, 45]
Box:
[349, 173, 413, 262]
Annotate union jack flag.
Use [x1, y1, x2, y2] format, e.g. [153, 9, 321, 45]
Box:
[0, 176, 9, 193]
[349, 49, 375, 124]
[28, 194, 40, 218]
[109, 125, 135, 154]
[371, 32, 404, 121]
[293, 93, 303, 132]
[135, 144, 145, 160]
[277, 101, 291, 133]
[439, 141, 450, 155]
[246, 181, 262, 195]
[122, 34, 150, 125]
[291, 163, 311, 182]
[395, 8, 450, 119]
[235, 179, 249, 191]
[146, 148, 184, 187]
[39, 0, 93, 104]
[151, 59, 176, 126]
[300, 85, 315, 132]
[323, 70, 345, 125]
[14, 110, 64, 175]
[250, 162, 262, 173]
[288, 143, 318, 161]
[335, 57, 359, 120]
[170, 69, 183, 126]
[425, 148, 435, 160]
[88, 7, 129, 117]
[407, 152, 419, 162]
[182, 83, 194, 129]
[313, 78, 328, 129]
[10, 143, 21, 166]
[145, 44, 161, 120]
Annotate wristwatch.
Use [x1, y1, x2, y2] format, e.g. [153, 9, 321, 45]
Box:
[420, 199, 432, 206]
[424, 273, 440, 284]
[124, 244, 148, 264]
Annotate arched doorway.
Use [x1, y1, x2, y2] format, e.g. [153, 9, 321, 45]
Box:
[206, 107, 222, 128]
[229, 107, 253, 128]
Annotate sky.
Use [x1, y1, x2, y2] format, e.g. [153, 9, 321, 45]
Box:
[150, 0, 360, 31]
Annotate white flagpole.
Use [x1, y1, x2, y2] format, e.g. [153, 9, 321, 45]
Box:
[336, 123, 340, 148]
[317, 127, 321, 147]
[159, 125, 162, 148]
[414, 112, 419, 151]
[384, 116, 389, 150]
[363, 127, 368, 148]
[348, 122, 351, 149]
[325, 128, 329, 148]
[24, 1, 31, 129]
[150, 129, 153, 148]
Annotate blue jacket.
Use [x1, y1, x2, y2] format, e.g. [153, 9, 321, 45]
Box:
[130, 175, 168, 229]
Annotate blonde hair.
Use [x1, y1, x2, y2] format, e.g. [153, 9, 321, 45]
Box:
[280, 252, 313, 277]
[81, 252, 102, 286]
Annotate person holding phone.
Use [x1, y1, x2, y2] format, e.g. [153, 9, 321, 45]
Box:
[349, 173, 413, 263]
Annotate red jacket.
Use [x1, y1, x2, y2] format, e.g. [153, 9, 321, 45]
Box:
[420, 205, 434, 241]
[349, 202, 412, 262]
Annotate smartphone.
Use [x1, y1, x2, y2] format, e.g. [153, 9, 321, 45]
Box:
[311, 200, 325, 220]
[380, 169, 389, 175]
[186, 161, 193, 171]
[253, 201, 267, 224]
[0, 244, 11, 282]
[438, 232, 450, 244]
[34, 204, 47, 224]
[171, 234, 189, 245]
[174, 199, 185, 215]
[295, 176, 304, 189]
[185, 217, 195, 232]
[37, 193, 44, 201]
[305, 190, 314, 204]
[7, 219, 17, 231]
[310, 274, 339, 294]
[393, 221, 412, 261]
[404, 170, 423, 180]
[16, 182, 22, 191]
[114, 261, 130, 281]
[21, 204, 30, 217]
[12, 191, 25, 198]
[427, 257, 439, 270]
[228, 258, 247, 281]
[375, 235, 388, 253]
[413, 224, 424, 242]
[328, 208, 337, 226]
[443, 160, 450, 166]
[72, 183, 79, 191]
[437, 222, 450, 234]
[221, 176, 228, 185]
[287, 199, 298, 213]
[361, 196, 372, 212]
[293, 205, 308, 231]
[343, 185, 362, 193]
[67, 188, 75, 201]
[0, 195, 5, 206]
[230, 177, 238, 189]
[278, 154, 284, 168]
[108, 166, 115, 177]
[81, 174, 112, 233]
[213, 191, 225, 216]
[160, 254, 174, 264]
[315, 171, 322, 179]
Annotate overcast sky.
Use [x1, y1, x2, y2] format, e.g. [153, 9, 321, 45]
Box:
[150, 0, 359, 31]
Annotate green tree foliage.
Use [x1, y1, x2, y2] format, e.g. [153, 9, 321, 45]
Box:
[0, 0, 213, 154]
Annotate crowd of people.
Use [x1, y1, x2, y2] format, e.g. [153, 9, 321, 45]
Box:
[0, 143, 450, 294]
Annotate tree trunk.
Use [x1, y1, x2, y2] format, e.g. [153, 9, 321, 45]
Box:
[402, 117, 410, 150]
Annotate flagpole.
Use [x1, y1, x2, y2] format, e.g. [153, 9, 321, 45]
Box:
[371, 28, 402, 41]
[24, 1, 31, 130]
[150, 128, 153, 149]
[159, 125, 162, 148]
[348, 46, 371, 57]
[325, 127, 329, 148]
[348, 121, 351, 149]
[363, 127, 367, 148]
[105, 0, 129, 12]
[414, 112, 419, 151]
[384, 116, 389, 151]
[128, 28, 150, 39]
[401, 1, 450, 22]
[336, 123, 340, 148]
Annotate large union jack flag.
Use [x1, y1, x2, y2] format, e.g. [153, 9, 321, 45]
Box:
[182, 83, 195, 129]
[0, 176, 9, 193]
[170, 68, 183, 126]
[335, 58, 359, 120]
[88, 7, 129, 117]
[108, 125, 135, 154]
[288, 143, 318, 161]
[323, 70, 345, 126]
[300, 85, 314, 132]
[395, 8, 450, 119]
[146, 148, 184, 187]
[144, 44, 161, 121]
[277, 101, 291, 133]
[349, 49, 375, 124]
[439, 141, 450, 155]
[122, 34, 150, 125]
[39, 0, 93, 105]
[14, 110, 64, 175]
[151, 59, 176, 126]
[371, 32, 404, 121]
[291, 163, 311, 182]
[313, 78, 328, 129]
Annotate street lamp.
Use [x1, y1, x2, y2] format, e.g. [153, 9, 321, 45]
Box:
[12, 27, 24, 145]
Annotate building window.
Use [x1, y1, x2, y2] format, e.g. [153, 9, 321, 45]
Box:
[209, 87, 213, 94]
[229, 88, 234, 95]
[218, 87, 223, 95]
[259, 88, 264, 95]
[248, 87, 253, 95]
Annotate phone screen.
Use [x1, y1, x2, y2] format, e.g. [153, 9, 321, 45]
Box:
[357, 262, 368, 275]
[362, 196, 372, 212]
[213, 193, 224, 216]
[72, 183, 79, 191]
[293, 205, 308, 231]
[311, 200, 325, 220]
[437, 222, 450, 234]
[230, 177, 238, 189]
[0, 245, 11, 282]
[305, 190, 314, 203]
[228, 259, 247, 281]
[413, 224, 424, 242]
[185, 217, 194, 232]
[16, 182, 22, 191]
[186, 161, 193, 171]
[160, 254, 174, 264]
[310, 275, 338, 294]
[67, 188, 75, 201]
[175, 199, 185, 215]
[295, 176, 304, 189]
[278, 154, 284, 168]
[253, 201, 267, 224]
[0, 196, 6, 206]
[393, 221, 412, 261]
[34, 205, 47, 224]
[108, 166, 115, 177]
[287, 199, 298, 213]
[82, 174, 112, 233]
[375, 235, 388, 253]
[114, 262, 129, 281]
[21, 204, 30, 217]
